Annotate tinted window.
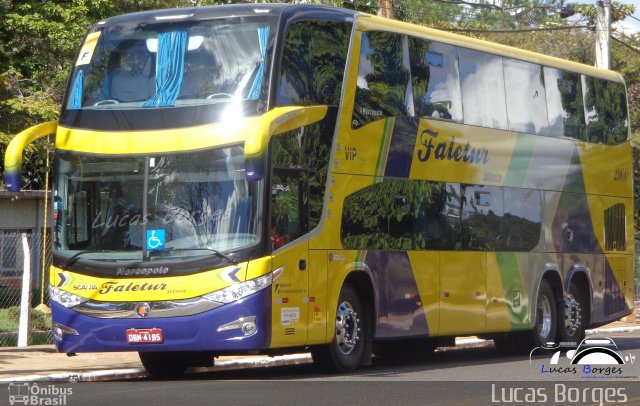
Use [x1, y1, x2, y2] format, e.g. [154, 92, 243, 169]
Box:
[458, 48, 508, 130]
[353, 32, 410, 128]
[503, 188, 542, 251]
[409, 38, 463, 122]
[276, 20, 351, 106]
[341, 179, 414, 249]
[341, 181, 540, 252]
[462, 185, 503, 250]
[544, 67, 585, 140]
[504, 59, 549, 135]
[415, 181, 461, 250]
[582, 77, 628, 144]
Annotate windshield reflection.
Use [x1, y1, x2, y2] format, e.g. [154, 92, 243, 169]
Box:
[54, 145, 262, 263]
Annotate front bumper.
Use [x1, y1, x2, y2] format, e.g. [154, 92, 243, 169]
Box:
[51, 288, 272, 353]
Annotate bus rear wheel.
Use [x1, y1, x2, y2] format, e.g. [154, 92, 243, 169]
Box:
[139, 351, 190, 378]
[312, 284, 365, 372]
[557, 283, 587, 345]
[530, 280, 557, 348]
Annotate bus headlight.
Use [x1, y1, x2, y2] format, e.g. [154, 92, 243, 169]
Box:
[203, 267, 283, 305]
[49, 286, 89, 308]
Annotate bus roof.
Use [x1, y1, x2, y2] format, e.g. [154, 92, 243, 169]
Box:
[97, 3, 356, 26]
[96, 4, 623, 84]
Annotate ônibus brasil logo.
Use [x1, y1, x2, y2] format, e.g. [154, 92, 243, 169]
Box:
[8, 382, 73, 406]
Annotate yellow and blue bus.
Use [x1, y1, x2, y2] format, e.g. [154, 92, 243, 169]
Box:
[4, 4, 634, 376]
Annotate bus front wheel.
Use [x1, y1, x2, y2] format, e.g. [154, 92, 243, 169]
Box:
[312, 284, 365, 372]
[139, 351, 190, 378]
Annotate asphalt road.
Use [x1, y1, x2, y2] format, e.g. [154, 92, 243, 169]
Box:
[4, 333, 640, 406]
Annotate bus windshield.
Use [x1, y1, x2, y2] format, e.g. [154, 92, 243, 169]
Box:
[64, 16, 274, 112]
[54, 145, 263, 264]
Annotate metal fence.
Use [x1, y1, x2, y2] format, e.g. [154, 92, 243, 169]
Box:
[636, 240, 640, 304]
[0, 231, 52, 347]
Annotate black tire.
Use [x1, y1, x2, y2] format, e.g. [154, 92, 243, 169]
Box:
[311, 284, 365, 373]
[557, 283, 587, 346]
[139, 351, 190, 378]
[529, 280, 557, 348]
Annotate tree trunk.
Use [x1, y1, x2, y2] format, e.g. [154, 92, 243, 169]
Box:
[377, 0, 396, 19]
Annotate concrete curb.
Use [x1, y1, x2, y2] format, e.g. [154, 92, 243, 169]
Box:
[586, 325, 640, 335]
[0, 368, 148, 383]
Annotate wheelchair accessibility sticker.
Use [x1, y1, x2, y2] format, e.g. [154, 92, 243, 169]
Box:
[146, 230, 165, 251]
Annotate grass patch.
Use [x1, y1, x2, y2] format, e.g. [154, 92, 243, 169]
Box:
[0, 331, 53, 347]
[0, 307, 53, 346]
[0, 307, 52, 333]
[0, 308, 17, 333]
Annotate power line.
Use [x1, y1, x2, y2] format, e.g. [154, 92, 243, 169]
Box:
[337, 0, 609, 33]
[622, 10, 640, 24]
[443, 24, 591, 33]
[612, 36, 640, 56]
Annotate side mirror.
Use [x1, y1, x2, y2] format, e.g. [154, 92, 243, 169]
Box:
[243, 106, 327, 181]
[4, 121, 57, 192]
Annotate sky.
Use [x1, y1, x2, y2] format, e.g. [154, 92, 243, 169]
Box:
[617, 0, 640, 33]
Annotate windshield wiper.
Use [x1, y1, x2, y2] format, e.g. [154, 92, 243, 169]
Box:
[62, 250, 121, 268]
[149, 247, 238, 265]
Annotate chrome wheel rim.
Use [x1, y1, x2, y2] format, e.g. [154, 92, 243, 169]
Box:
[335, 301, 360, 355]
[537, 294, 553, 340]
[564, 293, 582, 336]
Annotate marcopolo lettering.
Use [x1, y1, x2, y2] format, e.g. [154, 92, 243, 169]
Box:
[417, 129, 489, 165]
[99, 281, 167, 294]
[116, 266, 169, 276]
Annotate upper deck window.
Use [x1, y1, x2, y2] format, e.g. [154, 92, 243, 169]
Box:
[544, 67, 586, 141]
[60, 15, 276, 130]
[458, 48, 508, 130]
[503, 58, 549, 136]
[582, 77, 628, 145]
[352, 31, 410, 128]
[409, 38, 462, 122]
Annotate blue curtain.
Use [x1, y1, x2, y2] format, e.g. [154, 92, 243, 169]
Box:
[144, 30, 188, 107]
[101, 73, 111, 100]
[69, 70, 84, 109]
[247, 27, 269, 100]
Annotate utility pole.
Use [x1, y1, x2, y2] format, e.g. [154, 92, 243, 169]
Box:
[595, 0, 611, 69]
[377, 0, 396, 19]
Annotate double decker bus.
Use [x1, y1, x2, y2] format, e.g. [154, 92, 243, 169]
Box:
[4, 4, 634, 376]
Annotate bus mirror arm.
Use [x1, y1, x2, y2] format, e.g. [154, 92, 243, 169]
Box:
[4, 121, 57, 192]
[243, 106, 328, 181]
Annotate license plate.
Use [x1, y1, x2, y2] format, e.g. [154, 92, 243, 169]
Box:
[126, 328, 164, 344]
